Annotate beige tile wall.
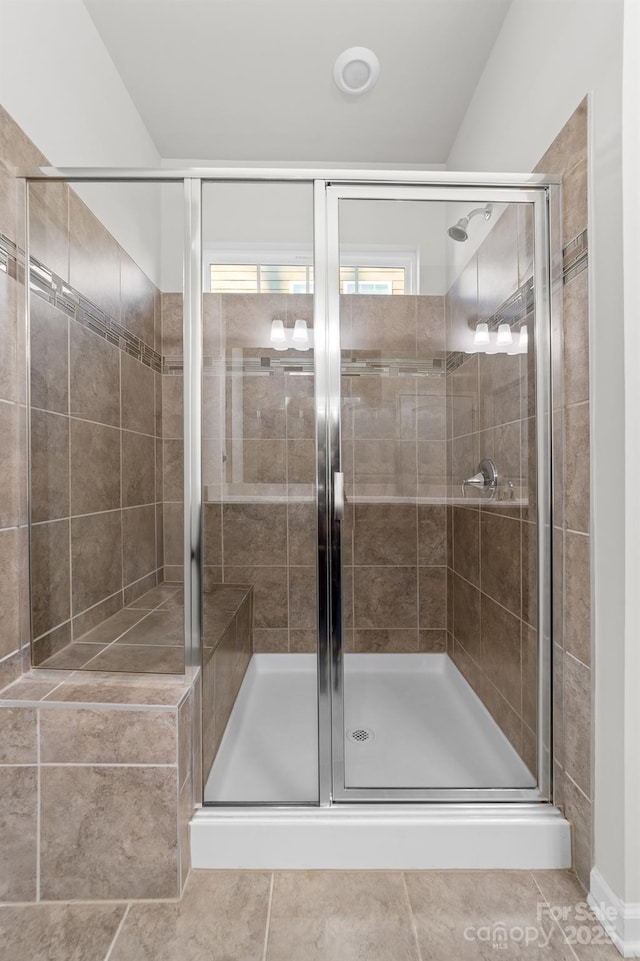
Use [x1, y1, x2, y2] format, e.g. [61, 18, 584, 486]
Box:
[535, 98, 592, 886]
[201, 585, 253, 782]
[24, 175, 166, 664]
[341, 295, 448, 653]
[0, 107, 41, 691]
[445, 204, 538, 775]
[185, 292, 448, 654]
[0, 99, 594, 890]
[0, 672, 197, 901]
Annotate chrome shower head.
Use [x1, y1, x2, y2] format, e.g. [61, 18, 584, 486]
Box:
[447, 204, 493, 242]
[448, 218, 469, 242]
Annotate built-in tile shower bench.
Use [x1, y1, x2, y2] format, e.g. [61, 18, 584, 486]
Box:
[201, 584, 253, 784]
[0, 583, 254, 903]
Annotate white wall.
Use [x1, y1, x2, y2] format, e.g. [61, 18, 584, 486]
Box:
[0, 0, 163, 285]
[448, 0, 632, 904]
[161, 178, 449, 294]
[621, 0, 640, 907]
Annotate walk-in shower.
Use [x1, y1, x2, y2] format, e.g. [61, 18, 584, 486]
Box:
[23, 168, 569, 868]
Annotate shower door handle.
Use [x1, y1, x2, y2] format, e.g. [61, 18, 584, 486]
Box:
[334, 472, 345, 521]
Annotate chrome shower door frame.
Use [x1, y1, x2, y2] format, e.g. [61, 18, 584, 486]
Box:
[20, 167, 557, 809]
[320, 181, 555, 804]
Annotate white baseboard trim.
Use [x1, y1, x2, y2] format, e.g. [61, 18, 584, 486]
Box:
[589, 868, 640, 958]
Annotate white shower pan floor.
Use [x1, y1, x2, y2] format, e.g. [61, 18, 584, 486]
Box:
[204, 653, 536, 804]
[195, 652, 570, 869]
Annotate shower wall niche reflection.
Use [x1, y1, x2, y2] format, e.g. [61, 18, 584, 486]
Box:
[28, 180, 185, 674]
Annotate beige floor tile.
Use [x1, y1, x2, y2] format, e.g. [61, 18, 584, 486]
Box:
[266, 871, 419, 961]
[40, 766, 179, 900]
[109, 870, 271, 961]
[0, 903, 126, 961]
[405, 870, 579, 959]
[533, 871, 621, 960]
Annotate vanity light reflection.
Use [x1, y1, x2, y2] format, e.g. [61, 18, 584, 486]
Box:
[270, 318, 312, 351]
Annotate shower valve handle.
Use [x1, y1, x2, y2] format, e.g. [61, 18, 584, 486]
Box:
[334, 472, 345, 521]
[462, 458, 498, 499]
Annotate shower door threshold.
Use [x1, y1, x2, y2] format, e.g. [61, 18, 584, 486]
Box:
[190, 804, 571, 870]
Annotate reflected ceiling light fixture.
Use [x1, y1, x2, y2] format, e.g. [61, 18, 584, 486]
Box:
[518, 325, 529, 354]
[270, 318, 287, 350]
[448, 204, 493, 242]
[473, 322, 490, 348]
[292, 318, 310, 350]
[270, 317, 313, 352]
[334, 47, 380, 96]
[496, 323, 513, 347]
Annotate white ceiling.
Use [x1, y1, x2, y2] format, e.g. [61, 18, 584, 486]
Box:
[83, 0, 512, 165]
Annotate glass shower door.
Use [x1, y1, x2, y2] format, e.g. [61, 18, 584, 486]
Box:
[324, 184, 551, 802]
[199, 181, 320, 805]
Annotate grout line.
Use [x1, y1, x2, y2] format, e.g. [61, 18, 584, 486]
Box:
[35, 709, 41, 902]
[0, 895, 180, 907]
[449, 566, 532, 628]
[31, 506, 161, 529]
[564, 771, 591, 803]
[414, 373, 420, 645]
[38, 678, 66, 700]
[32, 619, 72, 644]
[0, 763, 41, 768]
[29, 405, 152, 438]
[454, 633, 523, 719]
[401, 873, 424, 961]
[67, 306, 72, 640]
[37, 763, 178, 769]
[564, 649, 591, 671]
[70, 589, 124, 623]
[119, 351, 125, 656]
[5, 700, 179, 713]
[261, 873, 275, 961]
[175, 713, 182, 897]
[73, 599, 178, 668]
[284, 373, 291, 654]
[103, 903, 131, 961]
[530, 873, 581, 961]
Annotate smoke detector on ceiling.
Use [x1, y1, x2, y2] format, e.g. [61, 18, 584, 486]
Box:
[333, 47, 380, 96]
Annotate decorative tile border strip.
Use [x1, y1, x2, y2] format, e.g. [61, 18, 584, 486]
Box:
[0, 233, 162, 374]
[0, 226, 588, 381]
[167, 355, 447, 378]
[563, 228, 588, 284]
[447, 228, 589, 372]
[0, 231, 20, 282]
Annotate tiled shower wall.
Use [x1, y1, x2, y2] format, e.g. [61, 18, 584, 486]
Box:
[189, 291, 449, 654]
[0, 106, 199, 905]
[28, 183, 165, 663]
[0, 97, 594, 887]
[536, 99, 592, 886]
[445, 205, 538, 775]
[341, 295, 448, 653]
[0, 106, 29, 691]
[444, 98, 592, 884]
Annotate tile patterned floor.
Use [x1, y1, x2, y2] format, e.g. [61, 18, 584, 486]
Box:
[0, 870, 622, 961]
